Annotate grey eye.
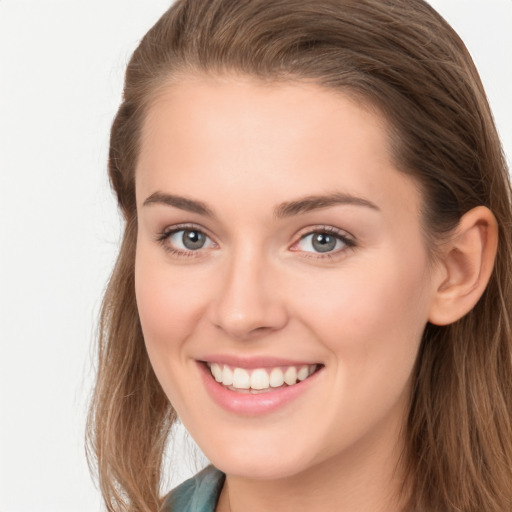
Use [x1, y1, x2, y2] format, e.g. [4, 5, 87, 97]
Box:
[169, 229, 209, 251]
[296, 231, 349, 254]
[311, 233, 337, 253]
[182, 230, 206, 250]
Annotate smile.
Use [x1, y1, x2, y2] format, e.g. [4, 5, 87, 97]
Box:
[206, 362, 319, 393]
[199, 359, 324, 415]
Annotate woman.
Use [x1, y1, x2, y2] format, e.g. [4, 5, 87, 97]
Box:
[86, 0, 512, 510]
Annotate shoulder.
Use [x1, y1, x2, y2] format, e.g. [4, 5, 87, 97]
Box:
[160, 465, 225, 512]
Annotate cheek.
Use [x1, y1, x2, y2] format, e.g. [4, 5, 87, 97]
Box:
[134, 244, 206, 351]
[293, 251, 431, 380]
[134, 244, 213, 413]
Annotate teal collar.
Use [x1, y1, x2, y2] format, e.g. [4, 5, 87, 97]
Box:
[161, 465, 225, 512]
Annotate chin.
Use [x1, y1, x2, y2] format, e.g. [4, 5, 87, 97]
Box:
[199, 435, 320, 481]
[211, 456, 310, 481]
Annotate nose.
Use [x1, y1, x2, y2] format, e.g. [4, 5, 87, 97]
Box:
[208, 248, 289, 340]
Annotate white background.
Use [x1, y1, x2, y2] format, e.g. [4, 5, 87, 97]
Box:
[0, 1, 510, 511]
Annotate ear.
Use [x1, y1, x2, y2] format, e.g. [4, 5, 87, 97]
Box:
[428, 206, 498, 326]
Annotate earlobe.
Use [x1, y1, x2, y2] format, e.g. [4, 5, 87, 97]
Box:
[428, 206, 498, 326]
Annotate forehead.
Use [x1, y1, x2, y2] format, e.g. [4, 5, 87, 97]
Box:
[140, 75, 387, 160]
[136, 75, 421, 222]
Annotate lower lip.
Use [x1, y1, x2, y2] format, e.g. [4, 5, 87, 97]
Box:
[198, 362, 322, 416]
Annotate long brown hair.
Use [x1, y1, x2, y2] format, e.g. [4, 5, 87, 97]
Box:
[86, 1, 512, 510]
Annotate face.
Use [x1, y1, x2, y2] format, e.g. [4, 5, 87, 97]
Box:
[135, 76, 439, 481]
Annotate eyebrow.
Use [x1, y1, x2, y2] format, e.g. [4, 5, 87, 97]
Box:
[142, 191, 380, 218]
[143, 191, 215, 217]
[274, 192, 380, 218]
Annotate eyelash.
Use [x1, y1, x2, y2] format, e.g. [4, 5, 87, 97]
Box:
[156, 224, 213, 258]
[156, 224, 356, 260]
[292, 225, 356, 260]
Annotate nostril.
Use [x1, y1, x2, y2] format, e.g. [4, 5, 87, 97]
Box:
[251, 326, 274, 334]
[213, 322, 274, 340]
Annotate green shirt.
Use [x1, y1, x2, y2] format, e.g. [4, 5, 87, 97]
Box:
[161, 465, 225, 512]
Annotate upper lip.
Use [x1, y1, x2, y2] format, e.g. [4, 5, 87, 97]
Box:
[198, 355, 321, 369]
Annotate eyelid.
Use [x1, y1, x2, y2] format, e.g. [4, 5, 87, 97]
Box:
[294, 225, 355, 243]
[289, 225, 356, 257]
[156, 223, 217, 256]
[155, 223, 356, 260]
[156, 223, 203, 241]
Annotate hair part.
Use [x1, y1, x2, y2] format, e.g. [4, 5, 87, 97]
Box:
[87, 1, 512, 510]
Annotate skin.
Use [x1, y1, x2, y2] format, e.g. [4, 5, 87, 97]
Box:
[134, 76, 496, 511]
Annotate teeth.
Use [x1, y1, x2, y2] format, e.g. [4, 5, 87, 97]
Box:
[269, 367, 284, 388]
[211, 363, 223, 382]
[297, 365, 309, 381]
[222, 365, 233, 386]
[284, 366, 297, 385]
[251, 369, 270, 390]
[232, 368, 250, 389]
[208, 363, 319, 391]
